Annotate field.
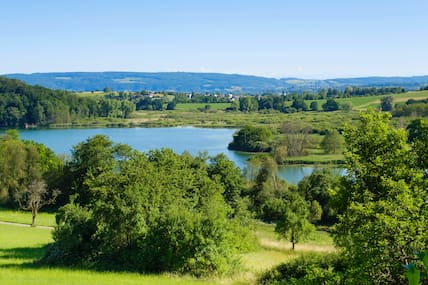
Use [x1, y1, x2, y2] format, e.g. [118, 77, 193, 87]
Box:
[0, 207, 55, 227]
[0, 209, 335, 285]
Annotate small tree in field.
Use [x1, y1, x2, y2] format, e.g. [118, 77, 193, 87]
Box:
[320, 129, 343, 154]
[275, 192, 314, 250]
[15, 180, 59, 226]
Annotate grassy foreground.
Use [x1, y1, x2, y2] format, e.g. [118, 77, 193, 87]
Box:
[0, 210, 335, 285]
[0, 223, 215, 285]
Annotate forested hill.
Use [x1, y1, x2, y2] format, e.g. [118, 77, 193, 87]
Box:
[4, 72, 428, 93]
[0, 77, 134, 128]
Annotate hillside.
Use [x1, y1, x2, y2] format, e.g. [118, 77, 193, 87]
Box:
[0, 77, 133, 128]
[4, 72, 428, 93]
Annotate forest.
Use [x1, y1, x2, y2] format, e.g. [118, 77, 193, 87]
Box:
[0, 77, 134, 128]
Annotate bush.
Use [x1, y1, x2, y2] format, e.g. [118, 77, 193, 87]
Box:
[258, 253, 348, 285]
[42, 137, 253, 276]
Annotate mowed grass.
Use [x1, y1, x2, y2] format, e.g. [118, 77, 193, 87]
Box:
[0, 223, 215, 285]
[0, 207, 55, 227]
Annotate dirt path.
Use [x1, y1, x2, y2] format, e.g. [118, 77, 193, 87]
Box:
[0, 220, 53, 230]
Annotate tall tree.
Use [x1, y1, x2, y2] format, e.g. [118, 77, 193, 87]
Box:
[275, 191, 314, 250]
[334, 110, 428, 284]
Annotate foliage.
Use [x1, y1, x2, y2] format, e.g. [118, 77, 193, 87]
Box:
[320, 129, 343, 154]
[258, 253, 348, 285]
[322, 99, 340, 112]
[0, 131, 62, 226]
[298, 168, 340, 225]
[207, 153, 245, 215]
[403, 251, 428, 285]
[247, 155, 291, 222]
[406, 118, 428, 170]
[0, 224, 214, 285]
[380, 95, 394, 111]
[0, 77, 135, 128]
[281, 121, 312, 156]
[239, 96, 259, 112]
[228, 125, 272, 152]
[333, 110, 428, 284]
[45, 137, 252, 276]
[275, 191, 315, 250]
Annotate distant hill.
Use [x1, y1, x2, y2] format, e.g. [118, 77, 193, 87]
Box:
[3, 72, 428, 93]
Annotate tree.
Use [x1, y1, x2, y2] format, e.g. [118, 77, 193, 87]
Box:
[310, 101, 319, 111]
[0, 131, 62, 224]
[46, 142, 251, 275]
[275, 191, 314, 250]
[308, 200, 322, 224]
[16, 180, 58, 226]
[298, 168, 339, 225]
[291, 98, 308, 111]
[228, 125, 272, 152]
[380, 95, 394, 111]
[333, 110, 428, 284]
[322, 99, 339, 112]
[166, 101, 176, 110]
[281, 121, 312, 156]
[208, 153, 245, 213]
[239, 96, 259, 112]
[320, 129, 343, 154]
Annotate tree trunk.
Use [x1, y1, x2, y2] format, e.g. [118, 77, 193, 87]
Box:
[292, 242, 295, 250]
[31, 208, 37, 227]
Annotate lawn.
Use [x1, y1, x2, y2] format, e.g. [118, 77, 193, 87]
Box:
[0, 223, 215, 285]
[0, 207, 56, 227]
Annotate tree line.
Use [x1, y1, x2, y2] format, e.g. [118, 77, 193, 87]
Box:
[0, 77, 135, 127]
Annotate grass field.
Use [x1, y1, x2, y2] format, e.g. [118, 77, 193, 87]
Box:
[0, 208, 336, 285]
[0, 207, 55, 227]
[0, 223, 215, 285]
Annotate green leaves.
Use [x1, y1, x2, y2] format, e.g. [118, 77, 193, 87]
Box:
[334, 110, 428, 283]
[404, 263, 420, 285]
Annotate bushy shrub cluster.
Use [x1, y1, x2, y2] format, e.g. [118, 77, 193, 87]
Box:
[42, 136, 254, 276]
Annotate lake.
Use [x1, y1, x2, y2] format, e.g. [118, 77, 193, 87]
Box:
[15, 127, 339, 184]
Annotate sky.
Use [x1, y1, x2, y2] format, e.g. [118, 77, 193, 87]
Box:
[2, 0, 428, 79]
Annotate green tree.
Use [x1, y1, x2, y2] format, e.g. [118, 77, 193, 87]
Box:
[320, 129, 343, 154]
[275, 191, 314, 250]
[228, 125, 272, 152]
[380, 95, 394, 111]
[47, 141, 250, 276]
[310, 101, 319, 111]
[298, 168, 339, 224]
[239, 96, 259, 112]
[333, 110, 428, 284]
[0, 131, 61, 224]
[208, 153, 244, 213]
[322, 99, 339, 112]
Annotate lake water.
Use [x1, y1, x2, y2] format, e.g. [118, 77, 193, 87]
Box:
[13, 127, 339, 184]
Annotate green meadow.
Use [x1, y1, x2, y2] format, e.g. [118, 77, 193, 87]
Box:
[0, 210, 335, 285]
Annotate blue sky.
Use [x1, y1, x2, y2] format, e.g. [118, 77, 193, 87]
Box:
[2, 0, 427, 78]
